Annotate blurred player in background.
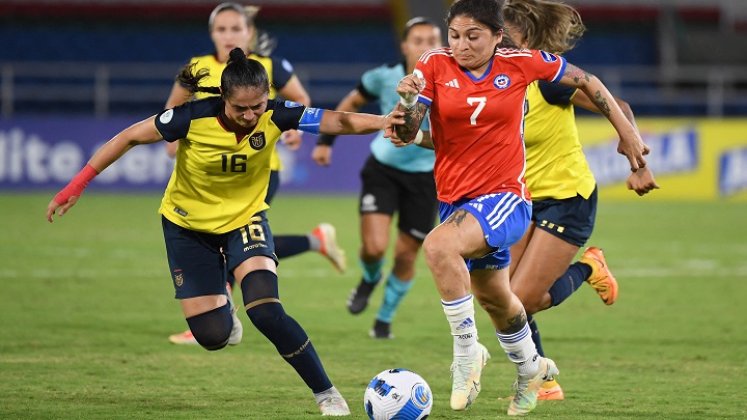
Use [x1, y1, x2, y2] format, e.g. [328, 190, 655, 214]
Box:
[47, 48, 406, 416]
[392, 0, 649, 415]
[502, 0, 659, 401]
[165, 2, 346, 346]
[311, 17, 441, 339]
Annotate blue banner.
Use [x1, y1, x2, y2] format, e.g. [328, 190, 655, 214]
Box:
[0, 117, 374, 193]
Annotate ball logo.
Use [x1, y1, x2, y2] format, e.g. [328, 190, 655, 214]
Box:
[411, 384, 431, 409]
[249, 132, 266, 150]
[540, 51, 558, 63]
[159, 109, 174, 124]
[493, 74, 511, 89]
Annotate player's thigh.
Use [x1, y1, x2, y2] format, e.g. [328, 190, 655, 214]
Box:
[161, 216, 229, 317]
[162, 216, 226, 299]
[511, 191, 598, 303]
[221, 212, 279, 282]
[510, 228, 579, 305]
[509, 223, 536, 278]
[429, 204, 489, 260]
[397, 169, 438, 243]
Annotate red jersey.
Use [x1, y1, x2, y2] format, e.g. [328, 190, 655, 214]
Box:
[416, 47, 566, 203]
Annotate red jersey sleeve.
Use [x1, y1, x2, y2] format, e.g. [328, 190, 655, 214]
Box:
[522, 50, 567, 84]
[414, 48, 442, 107]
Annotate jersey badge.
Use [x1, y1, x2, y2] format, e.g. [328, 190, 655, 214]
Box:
[249, 132, 266, 150]
[540, 51, 558, 63]
[493, 74, 511, 90]
[159, 109, 174, 124]
[284, 100, 303, 108]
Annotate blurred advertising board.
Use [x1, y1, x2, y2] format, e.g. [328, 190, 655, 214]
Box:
[1, 116, 745, 201]
[577, 118, 747, 201]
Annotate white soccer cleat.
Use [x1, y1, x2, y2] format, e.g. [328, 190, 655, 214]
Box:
[318, 390, 351, 416]
[507, 356, 559, 416]
[450, 342, 491, 410]
[312, 223, 347, 274]
[227, 309, 243, 345]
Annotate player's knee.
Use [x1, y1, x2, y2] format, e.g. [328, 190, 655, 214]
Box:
[185, 303, 233, 351]
[241, 269, 283, 334]
[422, 231, 450, 266]
[361, 239, 387, 260]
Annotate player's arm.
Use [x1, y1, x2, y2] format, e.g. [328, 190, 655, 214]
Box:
[393, 74, 428, 143]
[318, 109, 404, 135]
[571, 91, 656, 194]
[313, 89, 370, 166]
[46, 116, 164, 222]
[571, 91, 638, 131]
[163, 82, 193, 158]
[558, 63, 649, 171]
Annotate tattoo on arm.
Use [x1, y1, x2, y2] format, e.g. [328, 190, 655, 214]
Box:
[503, 310, 528, 335]
[394, 102, 427, 141]
[564, 64, 591, 86]
[445, 209, 469, 227]
[593, 91, 611, 117]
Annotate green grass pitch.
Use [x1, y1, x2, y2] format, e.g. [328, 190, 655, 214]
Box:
[1, 194, 745, 419]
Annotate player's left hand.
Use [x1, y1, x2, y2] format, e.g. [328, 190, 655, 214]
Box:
[626, 166, 659, 196]
[281, 130, 303, 151]
[617, 133, 650, 172]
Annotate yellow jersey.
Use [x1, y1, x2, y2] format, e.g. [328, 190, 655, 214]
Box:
[155, 97, 311, 233]
[523, 80, 596, 200]
[185, 53, 295, 170]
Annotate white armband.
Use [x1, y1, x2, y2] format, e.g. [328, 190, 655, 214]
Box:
[399, 95, 418, 109]
[413, 130, 424, 145]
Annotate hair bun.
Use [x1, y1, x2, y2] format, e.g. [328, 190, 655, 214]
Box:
[228, 47, 246, 64]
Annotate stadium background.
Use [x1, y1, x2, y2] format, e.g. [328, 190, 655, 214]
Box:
[0, 1, 746, 419]
[1, 0, 746, 200]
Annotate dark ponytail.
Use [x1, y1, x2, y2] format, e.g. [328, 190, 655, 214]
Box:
[175, 48, 270, 99]
[176, 63, 221, 95]
[220, 47, 269, 99]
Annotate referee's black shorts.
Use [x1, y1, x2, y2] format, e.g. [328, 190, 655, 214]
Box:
[358, 155, 437, 241]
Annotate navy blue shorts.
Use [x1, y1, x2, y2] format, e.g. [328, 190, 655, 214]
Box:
[532, 187, 597, 247]
[439, 192, 531, 271]
[162, 213, 278, 299]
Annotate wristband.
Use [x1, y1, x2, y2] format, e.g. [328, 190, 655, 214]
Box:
[399, 95, 418, 109]
[53, 164, 99, 205]
[413, 130, 424, 145]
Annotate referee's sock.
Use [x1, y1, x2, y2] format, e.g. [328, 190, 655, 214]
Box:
[376, 273, 413, 323]
[360, 258, 384, 284]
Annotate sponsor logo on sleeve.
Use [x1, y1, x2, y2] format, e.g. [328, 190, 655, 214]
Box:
[159, 109, 174, 124]
[540, 51, 558, 63]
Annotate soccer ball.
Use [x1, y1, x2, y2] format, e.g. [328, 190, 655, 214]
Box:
[364, 368, 432, 420]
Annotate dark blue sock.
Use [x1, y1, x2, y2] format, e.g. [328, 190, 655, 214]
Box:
[548, 261, 592, 307]
[527, 315, 544, 357]
[274, 235, 311, 259]
[242, 270, 332, 393]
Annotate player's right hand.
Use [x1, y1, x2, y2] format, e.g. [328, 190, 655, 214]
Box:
[397, 74, 425, 106]
[46, 195, 79, 223]
[312, 145, 333, 166]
